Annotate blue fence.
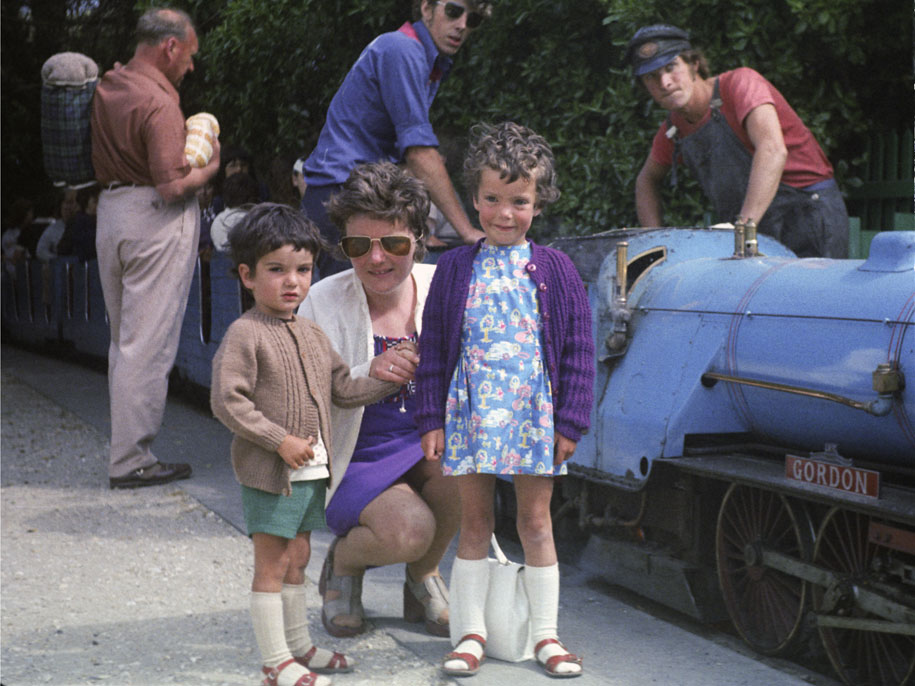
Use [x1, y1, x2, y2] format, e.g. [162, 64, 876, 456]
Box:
[1, 254, 243, 389]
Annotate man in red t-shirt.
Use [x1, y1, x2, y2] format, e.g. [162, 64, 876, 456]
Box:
[627, 24, 848, 257]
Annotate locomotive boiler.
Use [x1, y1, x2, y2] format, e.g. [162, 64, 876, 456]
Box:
[548, 227, 915, 686]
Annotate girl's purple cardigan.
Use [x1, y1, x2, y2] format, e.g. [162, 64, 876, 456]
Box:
[415, 239, 595, 442]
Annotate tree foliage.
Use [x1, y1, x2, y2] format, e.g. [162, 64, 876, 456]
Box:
[2, 0, 910, 234]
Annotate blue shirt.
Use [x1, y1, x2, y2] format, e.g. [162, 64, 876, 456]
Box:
[303, 21, 453, 187]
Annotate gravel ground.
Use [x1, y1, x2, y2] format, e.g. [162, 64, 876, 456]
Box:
[1, 372, 448, 686]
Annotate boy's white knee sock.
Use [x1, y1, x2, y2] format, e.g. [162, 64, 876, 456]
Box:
[280, 582, 343, 670]
[280, 583, 311, 656]
[250, 591, 293, 667]
[252, 591, 322, 686]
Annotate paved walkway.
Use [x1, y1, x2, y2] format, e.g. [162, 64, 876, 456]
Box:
[1, 344, 837, 685]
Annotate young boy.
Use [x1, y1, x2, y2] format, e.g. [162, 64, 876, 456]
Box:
[211, 203, 399, 686]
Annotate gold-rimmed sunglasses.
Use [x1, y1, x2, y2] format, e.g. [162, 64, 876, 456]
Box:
[340, 235, 415, 259]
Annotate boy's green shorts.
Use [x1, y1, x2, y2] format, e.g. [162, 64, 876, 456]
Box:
[242, 480, 327, 539]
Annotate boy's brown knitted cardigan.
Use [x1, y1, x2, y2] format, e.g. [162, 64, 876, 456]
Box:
[211, 309, 397, 495]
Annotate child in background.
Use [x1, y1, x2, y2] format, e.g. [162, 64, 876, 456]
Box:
[415, 122, 594, 678]
[211, 203, 399, 686]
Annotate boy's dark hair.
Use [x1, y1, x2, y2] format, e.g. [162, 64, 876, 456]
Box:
[462, 121, 560, 209]
[326, 161, 430, 262]
[223, 172, 260, 208]
[227, 203, 324, 279]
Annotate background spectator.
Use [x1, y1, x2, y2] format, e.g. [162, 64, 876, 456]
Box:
[36, 188, 80, 262]
[210, 172, 259, 252]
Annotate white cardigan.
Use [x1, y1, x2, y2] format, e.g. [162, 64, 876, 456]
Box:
[298, 263, 436, 504]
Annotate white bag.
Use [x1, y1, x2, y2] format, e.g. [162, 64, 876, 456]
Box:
[450, 534, 534, 662]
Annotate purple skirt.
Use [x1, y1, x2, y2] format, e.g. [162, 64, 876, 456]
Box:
[326, 335, 422, 536]
[326, 396, 422, 535]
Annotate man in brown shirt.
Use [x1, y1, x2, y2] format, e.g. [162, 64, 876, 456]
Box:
[91, 7, 220, 488]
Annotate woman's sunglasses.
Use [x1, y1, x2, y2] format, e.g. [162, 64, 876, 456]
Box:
[442, 1, 484, 29]
[340, 235, 414, 259]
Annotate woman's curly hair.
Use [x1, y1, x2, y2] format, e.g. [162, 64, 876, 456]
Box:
[326, 161, 430, 262]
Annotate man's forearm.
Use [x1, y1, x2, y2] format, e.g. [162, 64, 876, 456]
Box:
[156, 144, 220, 205]
[405, 146, 483, 243]
[635, 165, 664, 227]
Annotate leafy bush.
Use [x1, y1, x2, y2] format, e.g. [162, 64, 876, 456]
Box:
[3, 0, 909, 231]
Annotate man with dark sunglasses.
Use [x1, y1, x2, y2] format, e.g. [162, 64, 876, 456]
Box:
[300, 0, 491, 278]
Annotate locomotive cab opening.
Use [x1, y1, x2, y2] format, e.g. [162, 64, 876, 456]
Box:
[625, 245, 666, 293]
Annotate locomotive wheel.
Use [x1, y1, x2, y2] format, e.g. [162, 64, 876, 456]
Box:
[715, 483, 811, 655]
[812, 507, 915, 686]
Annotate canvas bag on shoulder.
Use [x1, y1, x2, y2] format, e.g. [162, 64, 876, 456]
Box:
[40, 52, 98, 187]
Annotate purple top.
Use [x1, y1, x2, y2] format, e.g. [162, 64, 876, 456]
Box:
[415, 239, 595, 442]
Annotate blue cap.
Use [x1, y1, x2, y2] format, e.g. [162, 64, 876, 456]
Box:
[626, 24, 691, 76]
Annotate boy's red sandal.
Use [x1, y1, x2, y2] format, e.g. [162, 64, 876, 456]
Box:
[261, 658, 323, 686]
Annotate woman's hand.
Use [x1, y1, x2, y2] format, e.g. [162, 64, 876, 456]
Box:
[369, 340, 419, 384]
[277, 434, 315, 469]
[553, 432, 577, 467]
[421, 429, 444, 461]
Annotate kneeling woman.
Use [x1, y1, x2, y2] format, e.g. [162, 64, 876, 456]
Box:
[299, 162, 460, 637]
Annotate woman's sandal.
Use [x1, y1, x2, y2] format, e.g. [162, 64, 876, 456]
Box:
[318, 536, 366, 638]
[442, 633, 486, 677]
[403, 568, 450, 637]
[534, 638, 583, 679]
[295, 645, 355, 674]
[262, 658, 327, 686]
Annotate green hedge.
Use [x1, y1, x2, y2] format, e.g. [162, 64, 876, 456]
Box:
[4, 0, 908, 232]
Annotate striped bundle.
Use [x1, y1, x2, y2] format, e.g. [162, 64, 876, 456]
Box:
[185, 112, 220, 167]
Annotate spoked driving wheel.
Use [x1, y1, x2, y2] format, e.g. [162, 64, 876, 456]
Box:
[812, 507, 915, 686]
[716, 483, 812, 655]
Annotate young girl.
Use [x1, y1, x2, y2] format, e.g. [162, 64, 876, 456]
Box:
[415, 122, 595, 678]
[211, 204, 401, 686]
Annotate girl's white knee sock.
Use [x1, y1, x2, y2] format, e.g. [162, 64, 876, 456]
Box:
[445, 557, 490, 668]
[523, 562, 559, 643]
[450, 556, 490, 638]
[523, 563, 581, 675]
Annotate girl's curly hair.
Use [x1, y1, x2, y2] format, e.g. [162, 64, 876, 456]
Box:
[462, 121, 560, 209]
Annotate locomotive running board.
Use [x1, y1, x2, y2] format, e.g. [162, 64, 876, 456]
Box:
[660, 454, 915, 525]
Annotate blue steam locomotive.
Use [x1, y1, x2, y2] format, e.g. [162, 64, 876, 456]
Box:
[3, 227, 913, 686]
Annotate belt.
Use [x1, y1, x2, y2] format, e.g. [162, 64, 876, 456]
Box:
[104, 181, 137, 191]
[801, 178, 837, 193]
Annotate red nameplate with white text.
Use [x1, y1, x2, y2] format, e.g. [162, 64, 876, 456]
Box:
[785, 454, 880, 499]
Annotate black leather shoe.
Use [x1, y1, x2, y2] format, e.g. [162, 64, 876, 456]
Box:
[109, 462, 192, 489]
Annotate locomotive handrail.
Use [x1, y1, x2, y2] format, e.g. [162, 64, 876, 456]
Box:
[701, 372, 894, 417]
